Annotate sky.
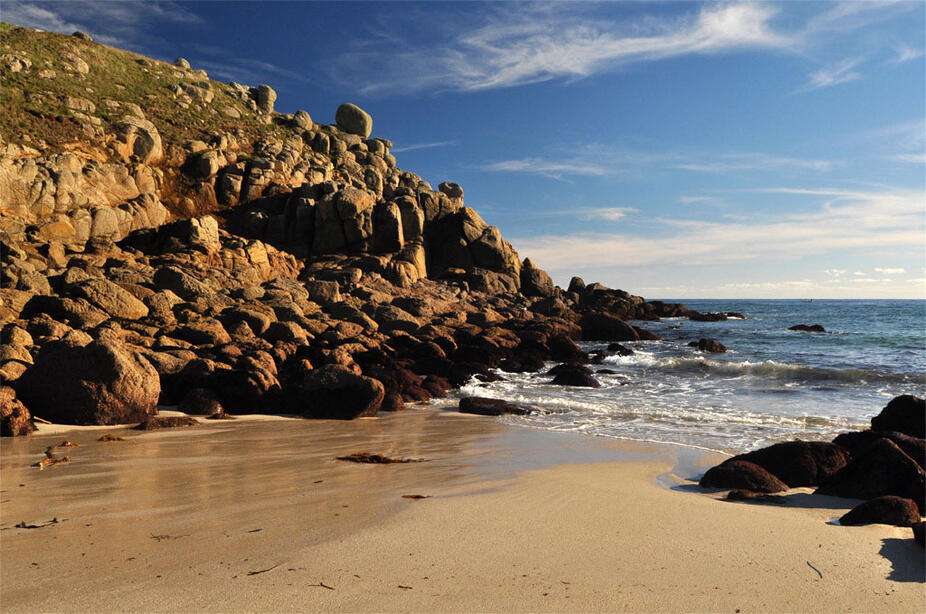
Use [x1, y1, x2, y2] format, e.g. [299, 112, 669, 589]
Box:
[5, 1, 925, 299]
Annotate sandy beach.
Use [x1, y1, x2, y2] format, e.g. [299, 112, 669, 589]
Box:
[1, 408, 922, 613]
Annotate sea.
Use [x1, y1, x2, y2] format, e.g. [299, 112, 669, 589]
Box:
[455, 299, 926, 454]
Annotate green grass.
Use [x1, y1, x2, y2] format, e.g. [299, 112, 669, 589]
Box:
[0, 23, 290, 156]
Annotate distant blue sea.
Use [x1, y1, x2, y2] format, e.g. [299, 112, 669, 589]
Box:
[457, 300, 926, 453]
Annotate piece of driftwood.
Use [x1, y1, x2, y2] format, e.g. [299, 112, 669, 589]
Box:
[401, 494, 431, 499]
[247, 563, 281, 576]
[15, 518, 58, 529]
[32, 456, 69, 469]
[336, 453, 425, 464]
[98, 433, 125, 442]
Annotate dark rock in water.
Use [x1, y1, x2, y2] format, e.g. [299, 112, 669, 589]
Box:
[700, 460, 788, 493]
[914, 522, 925, 547]
[178, 387, 223, 415]
[135, 416, 199, 430]
[579, 312, 638, 342]
[723, 441, 850, 487]
[459, 396, 534, 416]
[1, 386, 34, 436]
[832, 430, 924, 469]
[420, 375, 451, 398]
[726, 490, 788, 504]
[688, 338, 727, 353]
[16, 338, 159, 425]
[607, 343, 634, 356]
[871, 395, 925, 439]
[547, 363, 592, 377]
[298, 365, 384, 420]
[632, 326, 660, 341]
[499, 353, 546, 374]
[789, 324, 825, 332]
[548, 334, 587, 363]
[551, 365, 601, 388]
[839, 496, 920, 527]
[596, 368, 618, 375]
[816, 438, 925, 513]
[724, 312, 746, 319]
[689, 311, 727, 322]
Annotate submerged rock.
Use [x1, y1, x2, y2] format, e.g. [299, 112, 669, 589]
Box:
[788, 324, 825, 332]
[688, 338, 727, 353]
[135, 416, 199, 430]
[458, 397, 534, 416]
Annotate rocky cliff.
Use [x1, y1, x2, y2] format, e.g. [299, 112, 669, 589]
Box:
[1, 24, 705, 433]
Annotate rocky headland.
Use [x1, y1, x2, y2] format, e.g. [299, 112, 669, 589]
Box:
[1, 25, 923, 547]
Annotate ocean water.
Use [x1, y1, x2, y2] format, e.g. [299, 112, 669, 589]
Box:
[454, 300, 926, 454]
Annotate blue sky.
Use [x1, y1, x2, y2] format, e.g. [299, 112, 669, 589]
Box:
[6, 1, 925, 298]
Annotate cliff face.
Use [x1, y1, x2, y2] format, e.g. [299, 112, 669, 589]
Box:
[0, 23, 521, 291]
[1, 25, 702, 432]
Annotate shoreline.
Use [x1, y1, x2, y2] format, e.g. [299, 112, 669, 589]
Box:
[3, 409, 923, 613]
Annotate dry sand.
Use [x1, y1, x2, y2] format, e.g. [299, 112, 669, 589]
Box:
[1, 408, 923, 613]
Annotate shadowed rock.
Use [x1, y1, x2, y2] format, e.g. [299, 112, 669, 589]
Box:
[721, 441, 850, 487]
[700, 460, 789, 493]
[871, 395, 925, 439]
[16, 338, 159, 425]
[298, 365, 384, 419]
[839, 496, 920, 527]
[816, 438, 925, 513]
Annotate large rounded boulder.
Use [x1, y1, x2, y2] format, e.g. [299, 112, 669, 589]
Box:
[871, 395, 925, 439]
[16, 338, 160, 425]
[335, 103, 373, 138]
[298, 365, 384, 419]
[721, 440, 850, 487]
[699, 460, 788, 493]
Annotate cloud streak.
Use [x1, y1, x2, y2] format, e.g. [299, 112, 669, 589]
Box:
[391, 140, 458, 154]
[2, 1, 203, 50]
[334, 3, 791, 95]
[510, 188, 925, 272]
[794, 58, 863, 93]
[481, 147, 837, 178]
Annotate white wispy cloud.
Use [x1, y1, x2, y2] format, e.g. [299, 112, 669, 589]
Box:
[2, 1, 203, 50]
[886, 153, 926, 164]
[510, 188, 925, 272]
[333, 3, 791, 95]
[673, 153, 835, 172]
[482, 147, 837, 178]
[889, 43, 924, 63]
[481, 157, 613, 179]
[795, 58, 863, 93]
[541, 207, 638, 221]
[391, 140, 458, 154]
[874, 267, 905, 274]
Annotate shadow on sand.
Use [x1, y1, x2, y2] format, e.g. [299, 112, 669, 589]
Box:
[878, 538, 926, 583]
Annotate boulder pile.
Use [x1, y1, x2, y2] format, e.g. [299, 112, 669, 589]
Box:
[701, 395, 925, 543]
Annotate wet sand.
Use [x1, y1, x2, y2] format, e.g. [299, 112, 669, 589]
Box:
[1, 408, 923, 613]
